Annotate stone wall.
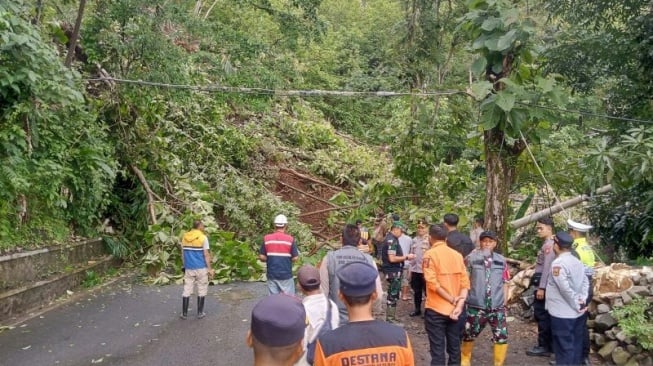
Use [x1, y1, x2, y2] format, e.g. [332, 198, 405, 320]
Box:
[588, 265, 653, 366]
[0, 239, 106, 291]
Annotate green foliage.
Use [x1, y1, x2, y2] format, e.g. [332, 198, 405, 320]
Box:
[211, 231, 263, 283]
[82, 270, 101, 288]
[585, 127, 653, 259]
[0, 1, 116, 247]
[612, 297, 653, 350]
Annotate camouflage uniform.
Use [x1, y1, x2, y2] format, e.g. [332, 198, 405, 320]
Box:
[463, 250, 510, 344]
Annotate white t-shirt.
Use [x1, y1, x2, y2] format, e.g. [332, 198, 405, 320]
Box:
[295, 293, 340, 366]
[398, 233, 412, 266]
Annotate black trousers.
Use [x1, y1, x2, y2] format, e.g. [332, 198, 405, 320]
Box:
[425, 308, 461, 366]
[410, 272, 425, 312]
[533, 296, 552, 351]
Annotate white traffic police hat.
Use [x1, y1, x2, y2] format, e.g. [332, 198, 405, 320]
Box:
[567, 218, 593, 233]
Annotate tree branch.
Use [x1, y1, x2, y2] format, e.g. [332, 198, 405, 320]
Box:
[130, 165, 157, 225]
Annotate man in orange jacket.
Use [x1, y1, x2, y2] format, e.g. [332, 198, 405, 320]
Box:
[423, 223, 470, 366]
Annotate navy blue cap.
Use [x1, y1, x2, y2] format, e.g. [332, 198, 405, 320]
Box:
[251, 294, 306, 347]
[337, 261, 378, 297]
[555, 231, 574, 248]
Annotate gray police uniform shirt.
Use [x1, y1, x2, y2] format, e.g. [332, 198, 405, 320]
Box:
[545, 252, 589, 319]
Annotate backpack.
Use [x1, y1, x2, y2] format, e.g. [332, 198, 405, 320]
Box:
[306, 295, 333, 365]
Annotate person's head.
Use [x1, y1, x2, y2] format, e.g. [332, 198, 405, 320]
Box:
[553, 231, 574, 255]
[247, 294, 306, 365]
[416, 219, 428, 237]
[479, 231, 498, 255]
[274, 214, 288, 230]
[337, 261, 378, 309]
[297, 264, 321, 295]
[342, 223, 361, 247]
[390, 221, 404, 238]
[429, 223, 448, 243]
[567, 219, 592, 239]
[355, 219, 363, 228]
[443, 213, 459, 230]
[473, 216, 484, 228]
[536, 216, 555, 239]
[192, 220, 204, 231]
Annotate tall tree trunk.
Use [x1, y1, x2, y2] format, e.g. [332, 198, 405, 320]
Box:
[65, 0, 87, 67]
[483, 128, 520, 253]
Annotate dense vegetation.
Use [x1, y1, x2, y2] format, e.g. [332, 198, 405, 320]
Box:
[1, 0, 652, 281]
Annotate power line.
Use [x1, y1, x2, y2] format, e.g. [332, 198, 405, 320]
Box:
[85, 77, 465, 97]
[86, 76, 653, 125]
[514, 101, 653, 125]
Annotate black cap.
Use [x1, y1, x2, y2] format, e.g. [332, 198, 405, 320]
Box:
[555, 231, 574, 248]
[251, 294, 306, 347]
[337, 261, 378, 297]
[479, 230, 497, 241]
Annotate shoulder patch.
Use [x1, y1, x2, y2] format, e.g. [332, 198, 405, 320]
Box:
[552, 266, 561, 276]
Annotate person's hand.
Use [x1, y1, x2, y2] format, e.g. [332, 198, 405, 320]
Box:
[536, 289, 545, 300]
[450, 305, 462, 320]
[406, 253, 416, 260]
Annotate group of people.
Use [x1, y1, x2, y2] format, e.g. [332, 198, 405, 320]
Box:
[179, 212, 597, 366]
[526, 217, 596, 366]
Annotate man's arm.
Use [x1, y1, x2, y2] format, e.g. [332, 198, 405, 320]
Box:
[552, 265, 581, 311]
[258, 241, 267, 262]
[291, 239, 300, 262]
[319, 254, 330, 296]
[389, 243, 414, 263]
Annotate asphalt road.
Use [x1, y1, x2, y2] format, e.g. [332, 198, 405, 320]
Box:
[0, 275, 266, 366]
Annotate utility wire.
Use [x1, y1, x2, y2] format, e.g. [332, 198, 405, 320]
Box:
[86, 76, 653, 125]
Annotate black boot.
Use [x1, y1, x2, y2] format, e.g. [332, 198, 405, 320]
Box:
[197, 296, 206, 319]
[181, 297, 190, 319]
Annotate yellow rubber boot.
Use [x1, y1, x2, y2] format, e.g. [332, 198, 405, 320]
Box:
[461, 341, 474, 366]
[493, 343, 508, 366]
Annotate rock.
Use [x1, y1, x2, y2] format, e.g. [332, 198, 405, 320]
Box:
[646, 273, 653, 283]
[605, 329, 617, 340]
[597, 303, 611, 313]
[641, 276, 649, 285]
[594, 333, 607, 346]
[612, 297, 625, 308]
[632, 273, 642, 284]
[612, 347, 631, 365]
[595, 313, 618, 332]
[616, 330, 629, 342]
[599, 341, 619, 359]
[627, 285, 650, 297]
[639, 355, 653, 366]
[587, 319, 596, 329]
[625, 356, 639, 366]
[622, 291, 633, 305]
[626, 344, 642, 354]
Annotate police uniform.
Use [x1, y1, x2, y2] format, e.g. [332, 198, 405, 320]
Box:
[546, 232, 589, 366]
[568, 219, 595, 365]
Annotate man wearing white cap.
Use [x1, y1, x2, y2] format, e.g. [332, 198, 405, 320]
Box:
[259, 214, 299, 295]
[568, 218, 595, 366]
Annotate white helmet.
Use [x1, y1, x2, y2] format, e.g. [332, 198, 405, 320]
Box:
[274, 214, 288, 227]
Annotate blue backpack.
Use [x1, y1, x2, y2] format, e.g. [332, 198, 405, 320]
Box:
[306, 295, 333, 365]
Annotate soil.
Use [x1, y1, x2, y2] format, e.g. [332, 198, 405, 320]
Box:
[273, 167, 345, 247]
